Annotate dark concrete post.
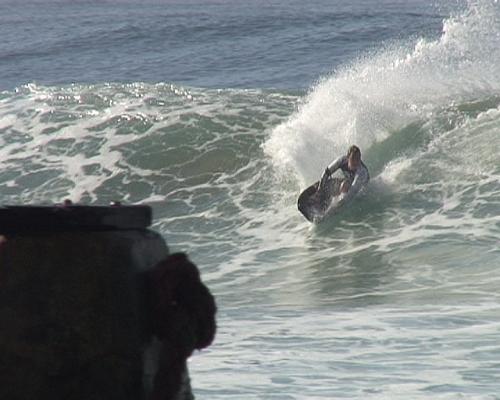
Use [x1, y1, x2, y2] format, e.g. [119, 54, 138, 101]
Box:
[0, 205, 216, 400]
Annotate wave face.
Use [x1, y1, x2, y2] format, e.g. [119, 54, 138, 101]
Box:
[0, 83, 302, 272]
[2, 1, 500, 399]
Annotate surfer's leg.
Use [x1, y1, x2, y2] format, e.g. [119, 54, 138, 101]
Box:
[340, 180, 351, 193]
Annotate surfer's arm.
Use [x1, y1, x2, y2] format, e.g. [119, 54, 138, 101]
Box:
[322, 156, 345, 178]
[319, 156, 343, 190]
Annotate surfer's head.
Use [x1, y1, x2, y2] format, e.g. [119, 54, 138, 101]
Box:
[347, 145, 361, 170]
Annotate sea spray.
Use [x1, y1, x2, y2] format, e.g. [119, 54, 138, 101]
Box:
[263, 0, 500, 185]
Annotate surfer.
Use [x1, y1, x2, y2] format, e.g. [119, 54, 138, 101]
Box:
[319, 145, 369, 204]
[297, 145, 369, 222]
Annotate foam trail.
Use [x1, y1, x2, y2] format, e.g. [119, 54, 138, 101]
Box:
[264, 0, 500, 185]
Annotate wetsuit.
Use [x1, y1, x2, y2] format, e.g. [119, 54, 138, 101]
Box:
[320, 155, 369, 203]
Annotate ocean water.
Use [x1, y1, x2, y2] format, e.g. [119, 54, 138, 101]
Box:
[1, 0, 500, 399]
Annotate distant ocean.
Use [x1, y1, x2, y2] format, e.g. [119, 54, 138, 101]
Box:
[1, 0, 500, 398]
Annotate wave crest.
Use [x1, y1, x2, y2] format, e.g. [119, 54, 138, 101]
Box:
[264, 0, 500, 184]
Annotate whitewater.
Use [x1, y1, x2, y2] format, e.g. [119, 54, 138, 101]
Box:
[1, 0, 500, 398]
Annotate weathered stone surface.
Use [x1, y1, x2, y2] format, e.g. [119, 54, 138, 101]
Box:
[0, 205, 152, 233]
[0, 230, 168, 400]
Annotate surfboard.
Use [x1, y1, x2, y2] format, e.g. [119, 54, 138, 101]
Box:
[297, 177, 344, 223]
